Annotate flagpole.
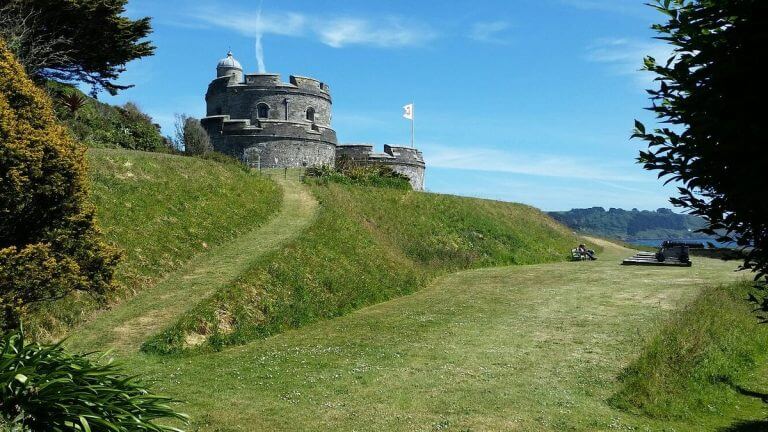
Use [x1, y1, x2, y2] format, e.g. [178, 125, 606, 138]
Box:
[410, 101, 414, 148]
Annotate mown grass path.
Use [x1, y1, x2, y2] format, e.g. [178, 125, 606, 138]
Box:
[67, 172, 318, 354]
[122, 237, 765, 431]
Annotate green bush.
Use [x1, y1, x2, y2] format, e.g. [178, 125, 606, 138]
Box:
[610, 281, 768, 420]
[49, 83, 169, 152]
[0, 328, 188, 431]
[305, 162, 412, 190]
[0, 39, 120, 329]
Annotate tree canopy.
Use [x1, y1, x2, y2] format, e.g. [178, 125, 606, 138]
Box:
[0, 0, 154, 95]
[634, 0, 768, 279]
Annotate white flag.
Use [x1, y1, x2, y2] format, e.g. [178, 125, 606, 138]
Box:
[403, 103, 414, 120]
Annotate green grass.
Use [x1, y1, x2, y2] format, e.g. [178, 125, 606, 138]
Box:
[57, 154, 768, 430]
[110, 239, 765, 431]
[610, 280, 768, 423]
[144, 183, 583, 353]
[31, 148, 281, 340]
[65, 169, 316, 355]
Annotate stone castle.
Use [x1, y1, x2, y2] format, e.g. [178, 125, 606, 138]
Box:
[201, 52, 426, 190]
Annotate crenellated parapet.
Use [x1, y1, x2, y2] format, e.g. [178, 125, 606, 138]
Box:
[336, 144, 426, 191]
[201, 50, 426, 186]
[202, 51, 337, 168]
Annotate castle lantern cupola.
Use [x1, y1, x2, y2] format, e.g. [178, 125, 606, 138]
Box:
[216, 51, 243, 83]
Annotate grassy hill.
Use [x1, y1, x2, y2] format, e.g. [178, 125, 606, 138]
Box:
[55, 151, 768, 430]
[31, 148, 281, 339]
[143, 179, 583, 353]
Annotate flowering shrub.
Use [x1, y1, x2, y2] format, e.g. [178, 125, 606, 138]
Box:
[0, 39, 120, 329]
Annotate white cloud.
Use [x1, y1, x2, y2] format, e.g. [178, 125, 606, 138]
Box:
[586, 38, 672, 86]
[470, 21, 512, 44]
[188, 7, 436, 49]
[422, 143, 652, 183]
[319, 17, 436, 48]
[190, 9, 307, 37]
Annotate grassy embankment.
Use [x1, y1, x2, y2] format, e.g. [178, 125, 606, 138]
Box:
[128, 239, 764, 431]
[611, 280, 768, 426]
[31, 148, 281, 339]
[60, 151, 768, 430]
[142, 179, 584, 353]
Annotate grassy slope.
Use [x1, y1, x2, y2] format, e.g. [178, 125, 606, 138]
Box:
[66, 171, 317, 354]
[125, 239, 764, 431]
[32, 148, 281, 339]
[144, 182, 583, 353]
[610, 280, 768, 423]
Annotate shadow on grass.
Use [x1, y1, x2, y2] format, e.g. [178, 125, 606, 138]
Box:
[718, 420, 768, 432]
[717, 380, 768, 431]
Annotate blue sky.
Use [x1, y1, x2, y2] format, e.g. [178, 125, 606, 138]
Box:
[104, 0, 677, 211]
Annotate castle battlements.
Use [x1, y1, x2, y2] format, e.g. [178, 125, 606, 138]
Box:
[337, 144, 425, 190]
[201, 51, 425, 189]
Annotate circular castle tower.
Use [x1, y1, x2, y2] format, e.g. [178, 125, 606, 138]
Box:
[201, 51, 338, 168]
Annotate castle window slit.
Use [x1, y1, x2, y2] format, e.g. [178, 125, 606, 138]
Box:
[257, 103, 270, 119]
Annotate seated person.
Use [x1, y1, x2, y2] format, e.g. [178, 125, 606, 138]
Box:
[578, 244, 597, 260]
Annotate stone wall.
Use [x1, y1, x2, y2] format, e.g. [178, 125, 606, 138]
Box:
[202, 70, 427, 185]
[203, 72, 337, 168]
[205, 74, 332, 127]
[201, 115, 336, 168]
[336, 144, 426, 191]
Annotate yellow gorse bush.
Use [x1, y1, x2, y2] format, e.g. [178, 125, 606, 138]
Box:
[0, 39, 120, 329]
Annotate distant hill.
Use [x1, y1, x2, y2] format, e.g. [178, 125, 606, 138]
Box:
[548, 207, 711, 241]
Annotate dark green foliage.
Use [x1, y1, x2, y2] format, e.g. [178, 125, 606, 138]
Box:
[305, 162, 412, 190]
[144, 183, 580, 354]
[58, 92, 86, 115]
[0, 0, 154, 95]
[549, 207, 709, 240]
[610, 281, 768, 420]
[171, 115, 212, 156]
[50, 83, 168, 152]
[0, 328, 188, 431]
[0, 40, 120, 330]
[634, 0, 768, 279]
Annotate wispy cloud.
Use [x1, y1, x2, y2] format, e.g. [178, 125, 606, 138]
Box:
[470, 21, 512, 44]
[559, 0, 648, 15]
[319, 17, 436, 48]
[586, 38, 672, 86]
[190, 9, 307, 38]
[188, 6, 436, 49]
[422, 143, 651, 183]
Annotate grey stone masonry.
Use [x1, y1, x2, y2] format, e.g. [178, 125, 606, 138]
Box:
[203, 53, 337, 168]
[336, 144, 426, 191]
[201, 51, 426, 186]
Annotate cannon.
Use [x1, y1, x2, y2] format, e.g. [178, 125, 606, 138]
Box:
[622, 241, 693, 267]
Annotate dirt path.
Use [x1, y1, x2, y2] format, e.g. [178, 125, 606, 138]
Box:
[67, 173, 318, 354]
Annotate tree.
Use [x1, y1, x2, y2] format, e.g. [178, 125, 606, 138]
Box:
[634, 0, 768, 280]
[0, 0, 154, 95]
[0, 39, 120, 329]
[173, 114, 213, 155]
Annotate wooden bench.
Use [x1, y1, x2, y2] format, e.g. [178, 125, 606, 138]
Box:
[571, 248, 587, 261]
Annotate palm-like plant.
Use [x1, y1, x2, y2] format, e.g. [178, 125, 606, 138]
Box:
[58, 92, 87, 115]
[0, 328, 188, 431]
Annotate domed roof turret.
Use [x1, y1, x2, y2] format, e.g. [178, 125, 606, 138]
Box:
[217, 51, 242, 70]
